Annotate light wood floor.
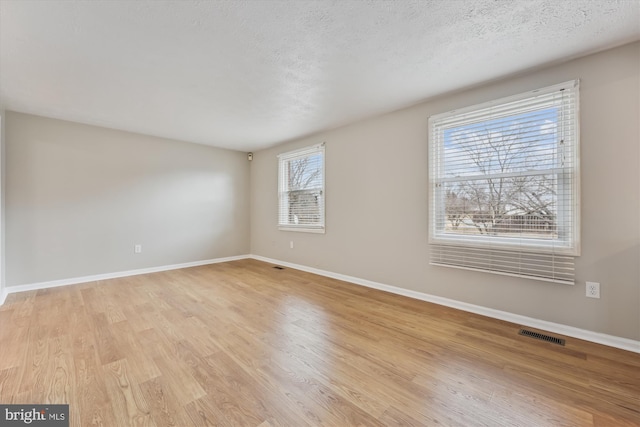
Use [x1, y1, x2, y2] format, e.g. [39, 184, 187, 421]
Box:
[0, 259, 638, 426]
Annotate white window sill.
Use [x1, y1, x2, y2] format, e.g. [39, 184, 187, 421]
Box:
[278, 226, 325, 234]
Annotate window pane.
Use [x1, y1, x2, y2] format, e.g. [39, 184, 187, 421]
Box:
[288, 189, 322, 225]
[278, 144, 325, 231]
[288, 155, 322, 191]
[444, 107, 559, 178]
[443, 174, 557, 240]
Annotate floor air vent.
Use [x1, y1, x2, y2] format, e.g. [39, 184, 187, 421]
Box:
[273, 266, 285, 270]
[518, 329, 565, 346]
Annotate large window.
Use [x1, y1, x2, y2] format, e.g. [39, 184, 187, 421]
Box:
[278, 143, 325, 233]
[428, 81, 579, 284]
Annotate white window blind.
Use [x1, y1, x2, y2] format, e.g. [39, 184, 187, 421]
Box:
[428, 81, 580, 284]
[278, 143, 325, 233]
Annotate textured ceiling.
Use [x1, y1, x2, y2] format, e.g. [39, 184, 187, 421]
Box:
[1, 0, 639, 151]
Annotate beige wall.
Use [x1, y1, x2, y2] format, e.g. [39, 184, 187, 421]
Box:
[6, 112, 250, 286]
[251, 42, 640, 341]
[0, 109, 5, 296]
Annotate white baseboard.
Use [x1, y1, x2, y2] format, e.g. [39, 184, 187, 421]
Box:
[2, 253, 637, 353]
[3, 255, 250, 296]
[249, 254, 640, 354]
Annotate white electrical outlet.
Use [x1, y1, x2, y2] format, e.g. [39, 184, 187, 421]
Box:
[586, 281, 600, 299]
[290, 241, 294, 249]
[134, 244, 142, 254]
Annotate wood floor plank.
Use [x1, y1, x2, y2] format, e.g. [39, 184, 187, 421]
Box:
[150, 344, 207, 407]
[110, 321, 161, 383]
[17, 315, 50, 396]
[0, 320, 27, 371]
[188, 352, 272, 426]
[121, 303, 155, 332]
[183, 397, 234, 427]
[488, 381, 595, 427]
[9, 292, 36, 325]
[378, 405, 426, 427]
[44, 334, 74, 404]
[90, 312, 124, 365]
[139, 376, 194, 427]
[241, 320, 400, 418]
[0, 367, 21, 403]
[72, 354, 118, 427]
[0, 258, 638, 426]
[103, 359, 155, 427]
[80, 287, 105, 315]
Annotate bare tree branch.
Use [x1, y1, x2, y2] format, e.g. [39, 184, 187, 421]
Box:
[444, 124, 557, 236]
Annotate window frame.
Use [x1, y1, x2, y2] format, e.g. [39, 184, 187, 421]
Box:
[428, 80, 580, 257]
[277, 143, 326, 234]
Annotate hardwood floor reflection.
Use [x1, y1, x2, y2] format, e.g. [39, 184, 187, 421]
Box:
[1, 259, 638, 426]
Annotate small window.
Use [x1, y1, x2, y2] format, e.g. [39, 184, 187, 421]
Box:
[278, 143, 325, 233]
[428, 81, 580, 284]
